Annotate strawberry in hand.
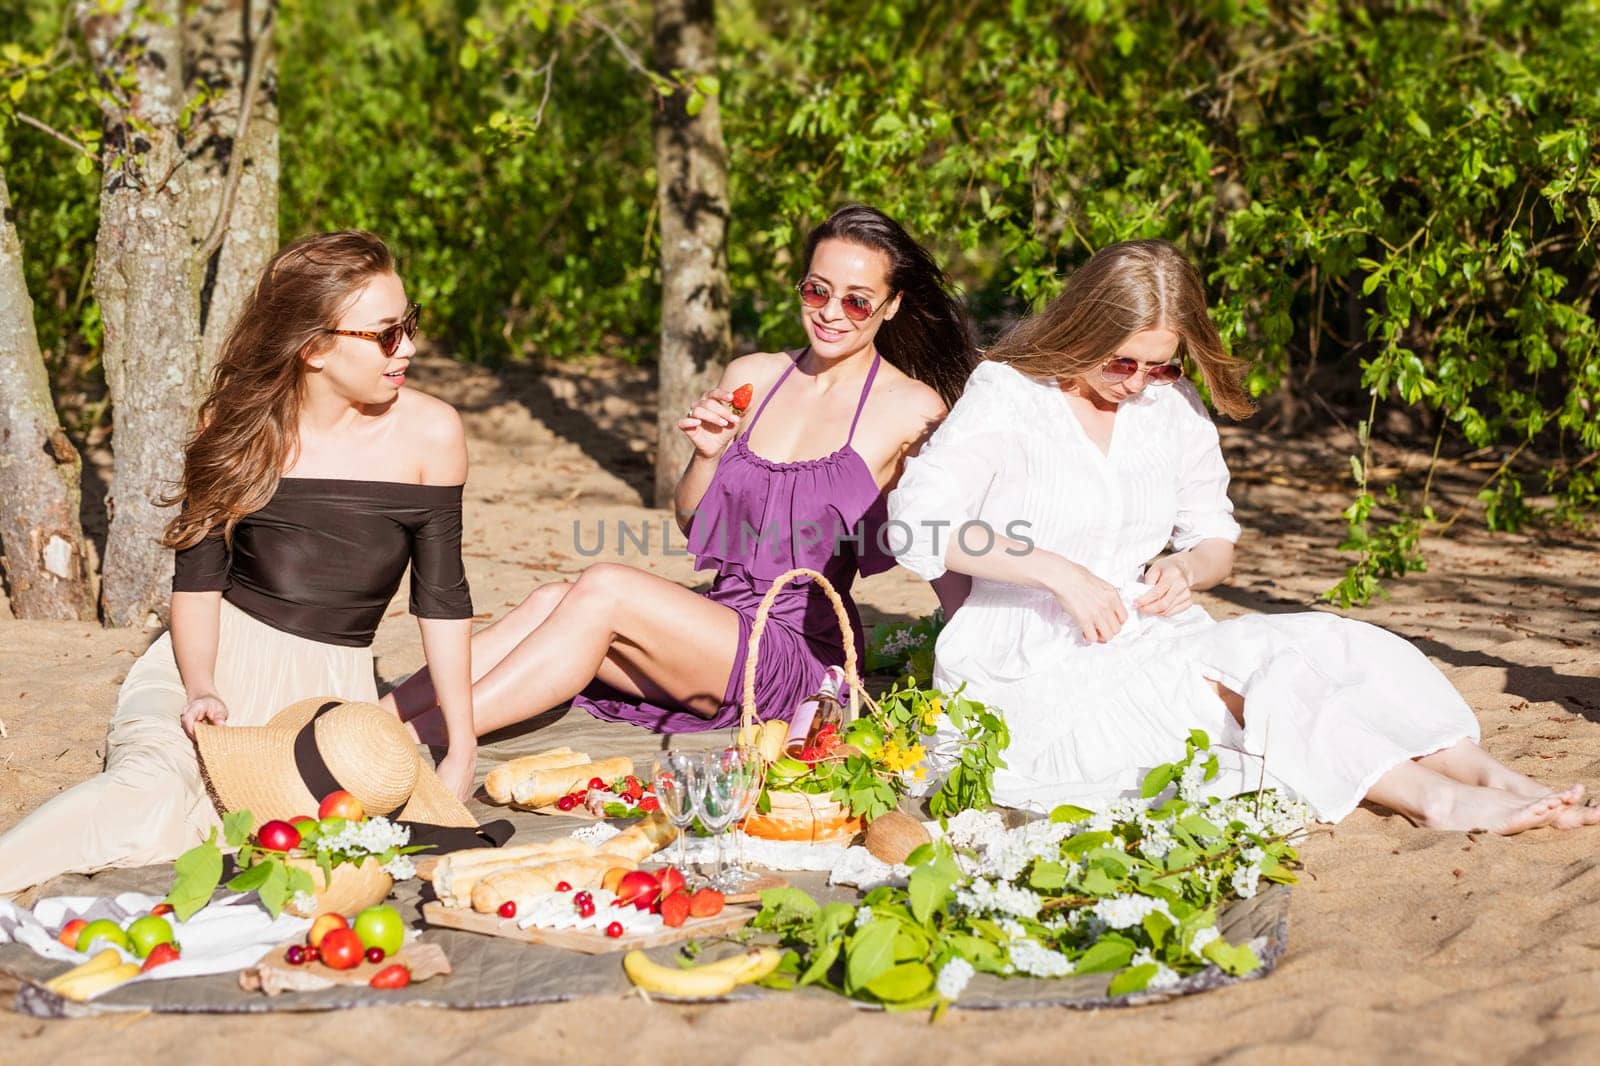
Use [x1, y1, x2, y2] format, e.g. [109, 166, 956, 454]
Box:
[730, 383, 754, 416]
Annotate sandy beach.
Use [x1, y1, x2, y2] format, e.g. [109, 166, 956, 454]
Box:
[3, 352, 1598, 1063]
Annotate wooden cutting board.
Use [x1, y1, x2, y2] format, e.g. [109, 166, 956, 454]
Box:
[420, 900, 755, 955]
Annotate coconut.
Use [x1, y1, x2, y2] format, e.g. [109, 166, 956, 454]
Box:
[863, 810, 932, 865]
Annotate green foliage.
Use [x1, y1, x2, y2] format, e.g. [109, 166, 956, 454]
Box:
[751, 732, 1306, 1011]
[865, 609, 945, 683]
[761, 678, 1007, 821]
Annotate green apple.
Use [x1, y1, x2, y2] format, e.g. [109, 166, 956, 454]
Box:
[352, 904, 405, 957]
[125, 915, 176, 959]
[292, 817, 321, 846]
[843, 720, 885, 757]
[317, 816, 348, 839]
[75, 918, 131, 955]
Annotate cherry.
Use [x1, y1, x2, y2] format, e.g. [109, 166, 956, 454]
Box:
[572, 891, 592, 906]
[555, 794, 578, 811]
[302, 945, 320, 964]
[576, 901, 596, 919]
[605, 921, 624, 938]
[588, 777, 607, 791]
[285, 945, 305, 966]
[555, 881, 572, 892]
[498, 900, 517, 919]
[366, 946, 386, 964]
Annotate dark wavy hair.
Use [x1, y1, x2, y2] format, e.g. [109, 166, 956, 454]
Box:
[802, 205, 976, 407]
[162, 230, 397, 549]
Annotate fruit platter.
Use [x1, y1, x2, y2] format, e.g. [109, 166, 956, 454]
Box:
[243, 902, 452, 995]
[40, 906, 185, 1002]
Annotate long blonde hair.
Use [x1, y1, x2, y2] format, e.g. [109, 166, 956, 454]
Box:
[163, 231, 396, 549]
[986, 239, 1254, 419]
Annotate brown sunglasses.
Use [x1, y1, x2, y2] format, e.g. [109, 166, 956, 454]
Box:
[325, 302, 421, 357]
[796, 281, 887, 322]
[1100, 356, 1183, 385]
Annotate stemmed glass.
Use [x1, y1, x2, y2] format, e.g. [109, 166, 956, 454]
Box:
[694, 747, 748, 888]
[651, 750, 705, 877]
[715, 745, 766, 890]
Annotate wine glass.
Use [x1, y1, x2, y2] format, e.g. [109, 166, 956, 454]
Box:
[651, 750, 704, 876]
[716, 745, 766, 890]
[694, 748, 746, 888]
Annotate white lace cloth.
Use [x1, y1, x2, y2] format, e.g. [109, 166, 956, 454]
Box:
[0, 892, 311, 981]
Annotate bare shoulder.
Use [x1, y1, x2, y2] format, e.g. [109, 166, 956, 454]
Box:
[395, 389, 467, 483]
[872, 361, 948, 438]
[718, 350, 794, 390]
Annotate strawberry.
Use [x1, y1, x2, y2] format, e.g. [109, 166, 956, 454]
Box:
[621, 775, 644, 801]
[142, 942, 181, 972]
[730, 383, 754, 416]
[637, 795, 660, 813]
[659, 891, 691, 928]
[369, 964, 412, 989]
[687, 887, 725, 918]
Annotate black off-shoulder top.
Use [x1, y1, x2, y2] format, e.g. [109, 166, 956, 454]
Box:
[172, 478, 474, 647]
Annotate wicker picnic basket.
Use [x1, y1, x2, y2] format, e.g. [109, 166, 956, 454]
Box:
[738, 567, 877, 845]
[283, 855, 393, 919]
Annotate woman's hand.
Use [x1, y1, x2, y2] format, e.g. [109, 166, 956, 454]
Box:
[678, 388, 742, 459]
[1047, 560, 1127, 643]
[180, 693, 229, 738]
[1136, 556, 1194, 617]
[436, 742, 479, 802]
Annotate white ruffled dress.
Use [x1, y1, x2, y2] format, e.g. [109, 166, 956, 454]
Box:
[888, 361, 1478, 822]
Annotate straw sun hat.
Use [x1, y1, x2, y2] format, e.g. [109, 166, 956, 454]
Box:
[195, 698, 477, 829]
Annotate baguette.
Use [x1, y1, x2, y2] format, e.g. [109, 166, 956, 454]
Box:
[470, 856, 622, 912]
[602, 811, 678, 863]
[508, 756, 633, 809]
[484, 748, 591, 805]
[434, 839, 597, 906]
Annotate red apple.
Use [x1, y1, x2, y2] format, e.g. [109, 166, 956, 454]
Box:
[57, 918, 88, 950]
[615, 870, 661, 911]
[319, 927, 364, 970]
[318, 790, 366, 821]
[256, 819, 301, 852]
[657, 866, 687, 900]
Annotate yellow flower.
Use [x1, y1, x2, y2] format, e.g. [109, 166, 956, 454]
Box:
[880, 739, 928, 775]
[913, 765, 928, 782]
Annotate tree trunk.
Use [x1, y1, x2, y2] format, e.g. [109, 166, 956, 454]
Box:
[189, 0, 280, 376]
[651, 0, 732, 508]
[0, 166, 97, 621]
[78, 0, 277, 626]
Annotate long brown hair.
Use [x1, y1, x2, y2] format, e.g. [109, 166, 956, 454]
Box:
[986, 239, 1254, 419]
[162, 231, 396, 549]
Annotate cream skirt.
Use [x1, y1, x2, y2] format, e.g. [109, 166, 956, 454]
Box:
[0, 599, 376, 895]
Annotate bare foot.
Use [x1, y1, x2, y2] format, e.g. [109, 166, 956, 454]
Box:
[1550, 800, 1600, 830]
[1424, 787, 1567, 835]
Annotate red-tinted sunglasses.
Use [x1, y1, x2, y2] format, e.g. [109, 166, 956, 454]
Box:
[796, 281, 885, 322]
[1100, 356, 1183, 385]
[325, 302, 421, 357]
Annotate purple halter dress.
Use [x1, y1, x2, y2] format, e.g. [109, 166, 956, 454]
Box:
[574, 350, 897, 733]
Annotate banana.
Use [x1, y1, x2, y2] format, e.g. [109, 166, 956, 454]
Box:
[736, 721, 761, 749]
[621, 950, 738, 998]
[50, 961, 141, 1002]
[43, 949, 124, 993]
[695, 946, 783, 984]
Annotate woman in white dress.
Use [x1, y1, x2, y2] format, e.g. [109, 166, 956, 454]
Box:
[888, 239, 1598, 835]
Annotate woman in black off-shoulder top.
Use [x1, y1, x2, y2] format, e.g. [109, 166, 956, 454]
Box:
[0, 232, 477, 895]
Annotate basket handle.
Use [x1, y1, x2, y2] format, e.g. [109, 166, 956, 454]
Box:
[740, 567, 876, 732]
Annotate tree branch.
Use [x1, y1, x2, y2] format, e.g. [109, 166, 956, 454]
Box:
[578, 10, 657, 83]
[14, 111, 97, 161]
[196, 8, 275, 266]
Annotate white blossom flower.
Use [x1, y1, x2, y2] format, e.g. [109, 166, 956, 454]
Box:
[855, 905, 874, 928]
[1134, 815, 1176, 859]
[1177, 761, 1209, 801]
[290, 891, 316, 914]
[1087, 797, 1150, 832]
[1231, 862, 1261, 899]
[935, 957, 975, 1000]
[382, 853, 416, 880]
[998, 919, 1026, 941]
[1090, 893, 1172, 930]
[943, 809, 1006, 850]
[1008, 939, 1072, 977]
[1189, 926, 1220, 957]
[956, 877, 1042, 920]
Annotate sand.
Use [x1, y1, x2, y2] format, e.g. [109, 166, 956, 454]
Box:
[2, 352, 1598, 1063]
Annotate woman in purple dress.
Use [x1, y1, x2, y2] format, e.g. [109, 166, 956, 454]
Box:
[384, 206, 976, 737]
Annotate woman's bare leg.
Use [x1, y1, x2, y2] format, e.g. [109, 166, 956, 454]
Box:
[404, 563, 743, 742]
[382, 581, 573, 729]
[1206, 680, 1598, 834]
